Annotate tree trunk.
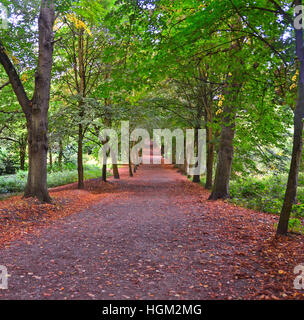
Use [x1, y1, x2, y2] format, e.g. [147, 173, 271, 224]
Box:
[209, 106, 236, 200]
[129, 151, 133, 177]
[172, 138, 177, 165]
[205, 124, 214, 189]
[0, 2, 55, 202]
[24, 109, 51, 202]
[209, 51, 243, 200]
[101, 141, 110, 182]
[277, 106, 304, 235]
[112, 163, 120, 179]
[58, 139, 63, 171]
[19, 140, 26, 171]
[77, 29, 86, 189]
[49, 147, 53, 170]
[102, 164, 107, 182]
[77, 123, 84, 189]
[179, 138, 188, 175]
[277, 8, 304, 235]
[23, 1, 55, 203]
[193, 127, 201, 183]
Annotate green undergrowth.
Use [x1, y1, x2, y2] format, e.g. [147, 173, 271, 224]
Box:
[0, 164, 108, 196]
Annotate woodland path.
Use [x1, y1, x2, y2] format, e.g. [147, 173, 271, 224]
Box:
[0, 163, 301, 300]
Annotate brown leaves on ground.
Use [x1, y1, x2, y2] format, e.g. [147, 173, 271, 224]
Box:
[0, 177, 120, 249]
[0, 164, 303, 300]
[174, 181, 304, 299]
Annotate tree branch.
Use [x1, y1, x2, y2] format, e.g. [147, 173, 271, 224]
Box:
[0, 81, 10, 91]
[0, 41, 31, 117]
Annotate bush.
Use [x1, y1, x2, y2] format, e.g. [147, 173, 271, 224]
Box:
[0, 149, 18, 175]
[288, 218, 304, 234]
[47, 160, 78, 173]
[229, 174, 304, 217]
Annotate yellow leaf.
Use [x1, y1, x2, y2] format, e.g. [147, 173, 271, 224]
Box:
[66, 13, 92, 36]
[11, 55, 20, 65]
[21, 73, 28, 82]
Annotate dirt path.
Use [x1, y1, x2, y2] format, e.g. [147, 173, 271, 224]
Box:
[0, 164, 303, 300]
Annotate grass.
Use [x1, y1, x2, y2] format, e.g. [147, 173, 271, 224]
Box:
[0, 164, 107, 196]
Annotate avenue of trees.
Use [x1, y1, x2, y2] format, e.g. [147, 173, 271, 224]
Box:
[0, 0, 304, 235]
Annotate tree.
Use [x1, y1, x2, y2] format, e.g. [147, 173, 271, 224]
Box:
[0, 0, 55, 202]
[277, 0, 304, 235]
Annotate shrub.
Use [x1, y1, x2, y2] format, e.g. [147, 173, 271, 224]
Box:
[229, 174, 304, 217]
[288, 218, 304, 234]
[0, 149, 18, 175]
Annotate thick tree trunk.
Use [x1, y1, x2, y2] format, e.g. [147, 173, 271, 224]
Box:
[24, 110, 51, 202]
[112, 163, 120, 179]
[277, 11, 304, 234]
[23, 1, 55, 203]
[209, 106, 236, 200]
[77, 123, 84, 189]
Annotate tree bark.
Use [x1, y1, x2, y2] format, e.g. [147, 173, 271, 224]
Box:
[193, 127, 201, 183]
[76, 29, 86, 189]
[196, 63, 215, 189]
[102, 164, 107, 182]
[129, 151, 133, 177]
[24, 113, 50, 202]
[58, 139, 63, 171]
[20, 147, 26, 171]
[112, 163, 120, 179]
[19, 135, 27, 171]
[209, 107, 236, 200]
[49, 147, 53, 170]
[77, 123, 84, 189]
[101, 136, 110, 183]
[205, 124, 214, 189]
[23, 1, 55, 202]
[277, 3, 304, 235]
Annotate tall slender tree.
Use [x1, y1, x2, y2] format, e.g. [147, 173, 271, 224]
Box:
[277, 0, 304, 235]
